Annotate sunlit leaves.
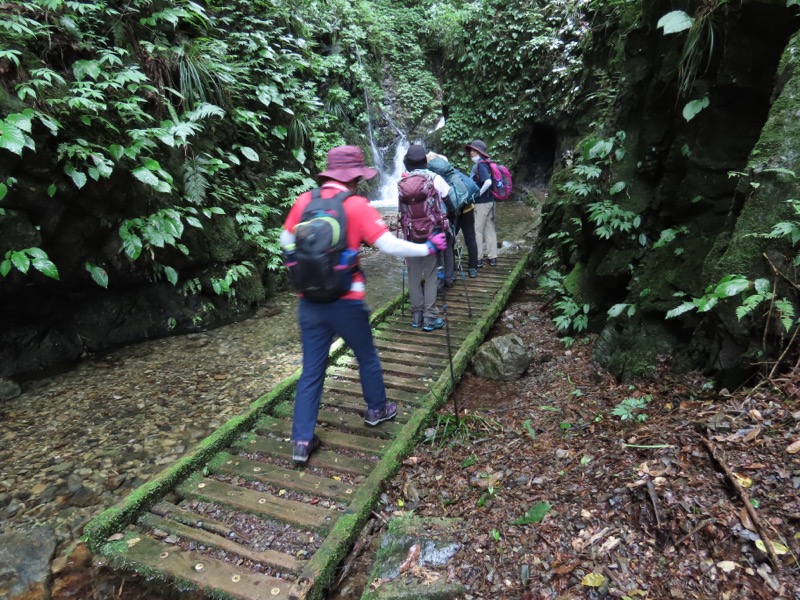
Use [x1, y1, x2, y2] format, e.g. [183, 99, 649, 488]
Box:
[1, 248, 59, 280]
[239, 146, 259, 162]
[683, 96, 709, 122]
[657, 10, 694, 34]
[85, 262, 109, 288]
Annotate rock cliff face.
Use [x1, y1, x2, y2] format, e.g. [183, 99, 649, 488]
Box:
[0, 125, 274, 380]
[540, 1, 800, 385]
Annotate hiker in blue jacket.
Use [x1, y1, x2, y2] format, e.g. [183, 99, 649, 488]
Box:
[427, 152, 479, 279]
[465, 139, 498, 267]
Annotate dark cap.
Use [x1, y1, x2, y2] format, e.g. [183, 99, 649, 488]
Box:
[403, 144, 428, 171]
[464, 139, 489, 158]
[317, 145, 378, 182]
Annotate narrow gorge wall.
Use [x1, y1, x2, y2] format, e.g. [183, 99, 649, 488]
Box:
[542, 0, 800, 385]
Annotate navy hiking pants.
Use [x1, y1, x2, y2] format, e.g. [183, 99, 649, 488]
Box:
[292, 298, 387, 442]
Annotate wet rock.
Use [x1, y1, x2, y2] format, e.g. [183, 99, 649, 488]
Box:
[472, 333, 534, 381]
[0, 377, 21, 401]
[0, 526, 56, 600]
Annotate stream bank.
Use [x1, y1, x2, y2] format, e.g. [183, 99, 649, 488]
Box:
[0, 199, 541, 599]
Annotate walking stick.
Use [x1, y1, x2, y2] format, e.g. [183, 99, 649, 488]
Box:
[453, 216, 472, 318]
[441, 303, 460, 420]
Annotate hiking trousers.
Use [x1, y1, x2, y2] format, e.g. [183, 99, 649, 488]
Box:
[292, 298, 387, 442]
[474, 201, 497, 261]
[437, 226, 455, 286]
[454, 209, 478, 271]
[406, 254, 440, 322]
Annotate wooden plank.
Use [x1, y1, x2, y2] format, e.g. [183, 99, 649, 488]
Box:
[177, 478, 336, 530]
[372, 329, 452, 348]
[335, 355, 440, 378]
[320, 393, 401, 416]
[328, 367, 431, 393]
[138, 512, 303, 573]
[315, 408, 402, 438]
[232, 435, 374, 476]
[114, 534, 294, 600]
[323, 379, 423, 404]
[373, 340, 450, 358]
[211, 452, 358, 502]
[374, 349, 449, 368]
[376, 325, 469, 341]
[256, 418, 390, 454]
[151, 501, 243, 541]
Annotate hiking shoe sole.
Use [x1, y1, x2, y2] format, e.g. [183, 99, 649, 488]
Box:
[292, 435, 321, 464]
[423, 318, 445, 332]
[364, 402, 397, 426]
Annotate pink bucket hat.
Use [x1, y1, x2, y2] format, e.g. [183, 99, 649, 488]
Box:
[317, 146, 378, 182]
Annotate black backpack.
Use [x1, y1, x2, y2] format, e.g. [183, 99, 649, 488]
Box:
[286, 188, 357, 303]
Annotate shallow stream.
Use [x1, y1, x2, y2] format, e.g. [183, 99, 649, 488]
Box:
[0, 199, 539, 593]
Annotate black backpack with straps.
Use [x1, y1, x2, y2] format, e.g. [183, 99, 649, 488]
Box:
[286, 188, 358, 303]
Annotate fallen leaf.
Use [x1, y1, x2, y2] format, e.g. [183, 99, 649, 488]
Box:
[107, 533, 124, 542]
[740, 507, 755, 531]
[755, 539, 789, 555]
[552, 560, 580, 575]
[717, 560, 738, 573]
[399, 544, 421, 573]
[599, 536, 621, 554]
[734, 473, 753, 488]
[786, 439, 800, 454]
[581, 572, 606, 587]
[742, 426, 762, 443]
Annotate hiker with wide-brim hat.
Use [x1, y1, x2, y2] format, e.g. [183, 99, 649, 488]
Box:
[464, 139, 498, 268]
[280, 145, 448, 464]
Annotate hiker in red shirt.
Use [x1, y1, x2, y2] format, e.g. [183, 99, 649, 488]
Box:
[280, 145, 447, 464]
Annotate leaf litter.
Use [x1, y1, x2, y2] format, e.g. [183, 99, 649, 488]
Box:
[329, 288, 800, 600]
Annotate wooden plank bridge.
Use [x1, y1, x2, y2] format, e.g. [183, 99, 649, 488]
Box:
[84, 250, 529, 600]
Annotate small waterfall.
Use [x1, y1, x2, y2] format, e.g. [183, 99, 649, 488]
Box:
[371, 137, 410, 209]
[354, 45, 384, 173]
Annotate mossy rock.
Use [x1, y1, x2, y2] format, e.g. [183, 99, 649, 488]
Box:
[593, 315, 681, 382]
[361, 516, 467, 600]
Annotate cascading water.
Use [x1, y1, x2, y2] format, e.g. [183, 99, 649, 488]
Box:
[354, 45, 384, 175]
[371, 137, 410, 209]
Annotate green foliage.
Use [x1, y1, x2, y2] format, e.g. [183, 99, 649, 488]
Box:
[424, 412, 502, 447]
[538, 269, 589, 342]
[513, 501, 552, 525]
[585, 201, 640, 241]
[657, 3, 728, 97]
[430, 0, 594, 160]
[611, 395, 651, 422]
[0, 0, 405, 293]
[1, 248, 60, 280]
[210, 262, 254, 298]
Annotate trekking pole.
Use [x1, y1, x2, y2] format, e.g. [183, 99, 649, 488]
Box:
[397, 219, 406, 317]
[401, 258, 406, 317]
[453, 217, 473, 318]
[441, 303, 460, 420]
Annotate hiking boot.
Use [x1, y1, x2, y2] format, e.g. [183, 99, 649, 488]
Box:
[364, 402, 397, 426]
[423, 317, 445, 332]
[468, 268, 478, 278]
[488, 258, 497, 266]
[476, 259, 484, 268]
[411, 312, 423, 328]
[292, 435, 321, 465]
